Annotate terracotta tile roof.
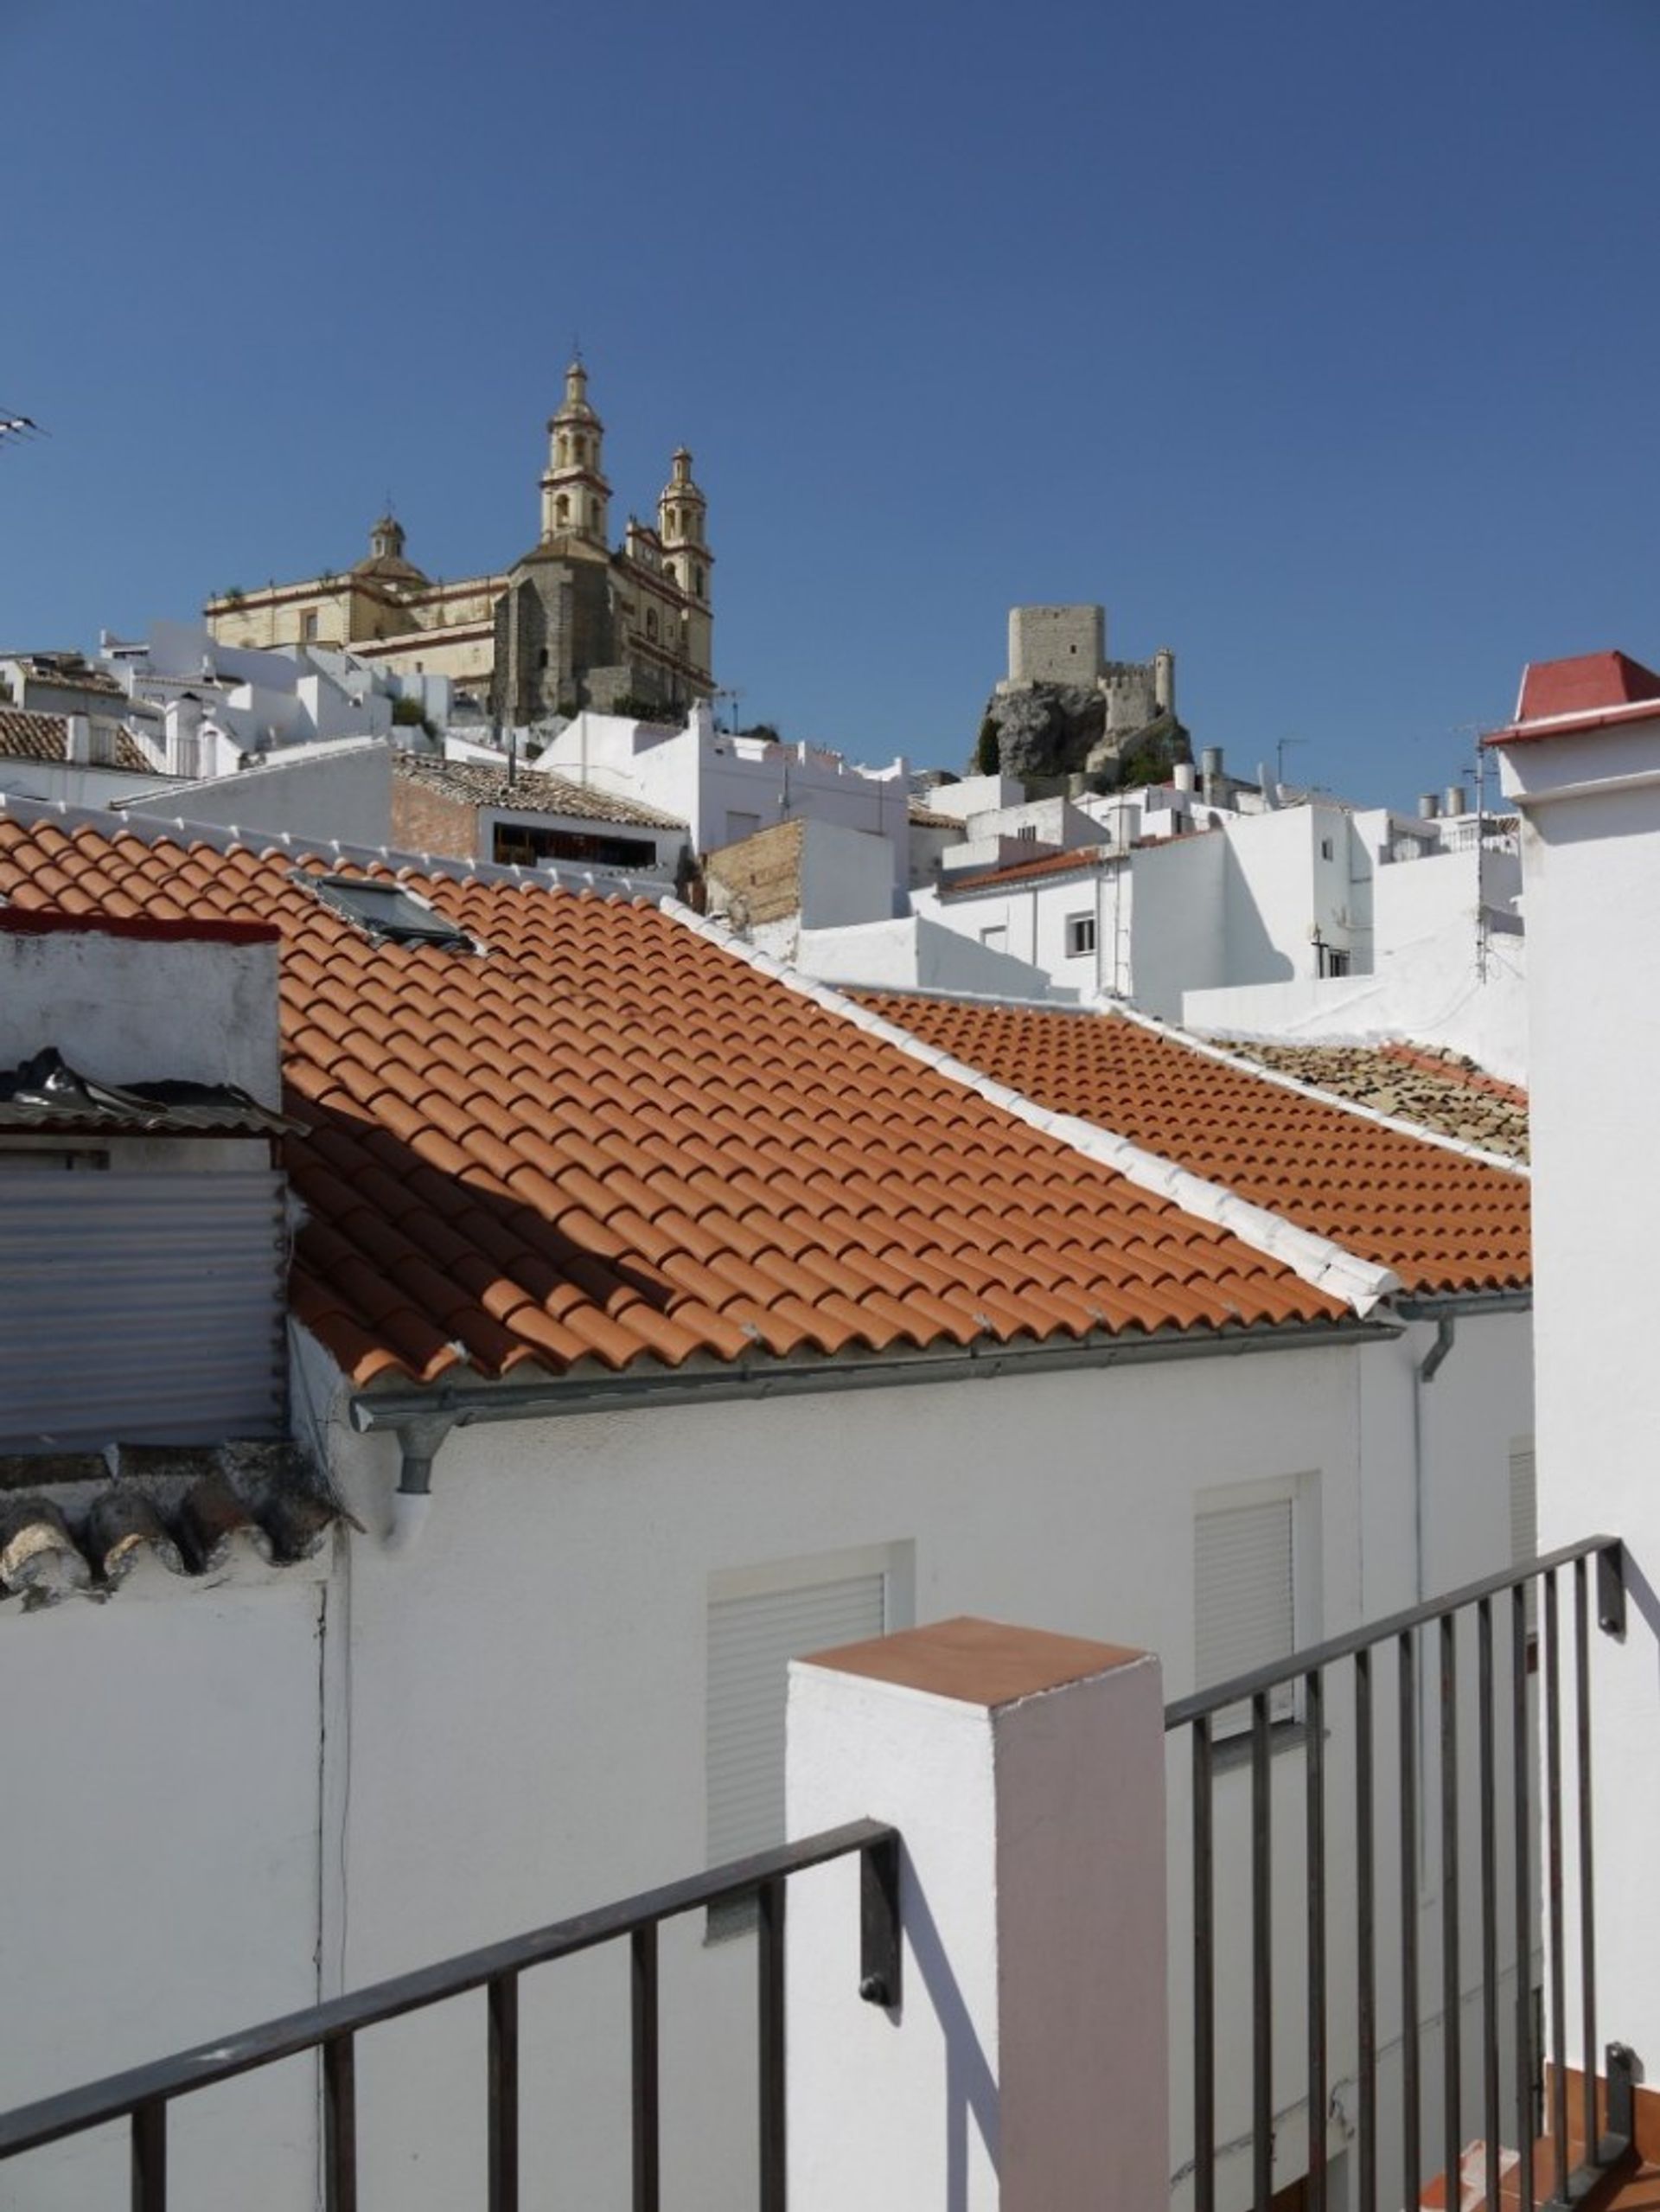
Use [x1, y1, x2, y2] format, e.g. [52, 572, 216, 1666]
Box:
[1518, 651, 1660, 722]
[0, 711, 150, 776]
[942, 845, 1115, 893]
[0, 1442, 336, 1608]
[0, 807, 1352, 1390]
[1485, 651, 1660, 745]
[851, 994, 1531, 1299]
[393, 753, 685, 830]
[1220, 1039, 1529, 1162]
[908, 801, 966, 831]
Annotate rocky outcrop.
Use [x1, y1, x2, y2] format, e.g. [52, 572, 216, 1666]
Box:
[975, 684, 1190, 790]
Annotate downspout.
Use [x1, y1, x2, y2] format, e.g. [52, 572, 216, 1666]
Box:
[382, 1413, 453, 1555]
[1411, 1314, 1457, 1600]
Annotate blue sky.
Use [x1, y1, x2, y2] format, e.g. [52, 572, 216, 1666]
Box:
[3, 0, 1656, 805]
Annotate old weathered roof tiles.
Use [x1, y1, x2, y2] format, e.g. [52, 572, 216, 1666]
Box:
[0, 710, 150, 775]
[852, 994, 1530, 1299]
[0, 805, 1355, 1390]
[391, 753, 686, 830]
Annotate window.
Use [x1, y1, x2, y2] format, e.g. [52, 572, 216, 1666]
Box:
[706, 1542, 913, 1921]
[1195, 1477, 1317, 1733]
[301, 610, 320, 643]
[492, 822, 656, 871]
[556, 494, 570, 526]
[1511, 1437, 1538, 1633]
[1316, 943, 1350, 980]
[1065, 912, 1096, 957]
[1319, 837, 1334, 862]
[299, 873, 476, 951]
[1015, 825, 1038, 842]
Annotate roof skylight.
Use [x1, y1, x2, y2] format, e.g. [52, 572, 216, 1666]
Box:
[300, 873, 476, 951]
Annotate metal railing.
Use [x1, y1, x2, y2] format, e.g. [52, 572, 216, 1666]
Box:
[1167, 1535, 1631, 2212]
[0, 1816, 901, 2212]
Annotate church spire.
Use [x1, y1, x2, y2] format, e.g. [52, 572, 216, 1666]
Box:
[540, 360, 610, 547]
[658, 448, 712, 606]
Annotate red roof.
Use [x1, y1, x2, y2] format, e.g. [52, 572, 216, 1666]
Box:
[0, 809, 1351, 1390]
[1486, 651, 1660, 746]
[852, 995, 1532, 1300]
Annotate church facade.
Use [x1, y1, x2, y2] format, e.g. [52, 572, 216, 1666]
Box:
[202, 364, 714, 722]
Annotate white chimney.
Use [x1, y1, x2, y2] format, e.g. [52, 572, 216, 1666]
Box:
[64, 714, 92, 764]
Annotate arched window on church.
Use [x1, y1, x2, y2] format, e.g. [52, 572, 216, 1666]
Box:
[556, 494, 570, 526]
[647, 607, 659, 639]
[587, 498, 598, 527]
[695, 566, 706, 597]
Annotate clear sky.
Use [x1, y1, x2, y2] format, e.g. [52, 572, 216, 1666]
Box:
[3, 0, 1656, 806]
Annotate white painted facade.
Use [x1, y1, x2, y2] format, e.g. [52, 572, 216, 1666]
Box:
[1491, 697, 1660, 2081]
[2, 1296, 1530, 2210]
[797, 913, 1073, 999]
[117, 736, 398, 853]
[97, 622, 446, 779]
[536, 702, 913, 888]
[0, 917, 280, 1102]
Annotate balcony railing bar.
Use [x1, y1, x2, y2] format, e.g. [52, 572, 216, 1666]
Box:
[1546, 1569, 1569, 2196]
[1576, 1557, 1599, 2167]
[1170, 1535, 1628, 2212]
[1305, 1665, 1326, 2212]
[630, 1924, 660, 2212]
[0, 1813, 900, 2210]
[1192, 1718, 1216, 2212]
[1478, 1595, 1501, 2209]
[1400, 1626, 1421, 2211]
[1512, 1582, 1536, 2212]
[1439, 1610, 1461, 2212]
[1164, 1534, 1622, 1730]
[1356, 1643, 1377, 2212]
[1253, 1693, 1274, 2212]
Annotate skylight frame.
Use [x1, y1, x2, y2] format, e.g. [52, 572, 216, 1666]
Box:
[297, 871, 479, 952]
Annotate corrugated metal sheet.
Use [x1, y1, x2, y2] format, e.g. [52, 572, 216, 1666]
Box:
[0, 1173, 286, 1448]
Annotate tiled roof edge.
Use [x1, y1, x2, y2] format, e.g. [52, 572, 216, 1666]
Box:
[662, 903, 1401, 1320]
[1106, 1001, 1529, 1180]
[0, 793, 674, 905]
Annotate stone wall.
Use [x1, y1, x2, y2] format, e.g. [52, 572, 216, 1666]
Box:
[389, 773, 479, 863]
[704, 819, 806, 927]
[1008, 605, 1104, 687]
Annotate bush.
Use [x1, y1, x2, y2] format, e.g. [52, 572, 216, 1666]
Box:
[974, 716, 1000, 777]
[391, 696, 427, 726]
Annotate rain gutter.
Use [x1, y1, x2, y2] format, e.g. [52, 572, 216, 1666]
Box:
[351, 1316, 1404, 1541]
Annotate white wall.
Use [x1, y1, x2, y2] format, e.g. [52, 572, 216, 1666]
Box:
[0, 1292, 1530, 2209]
[0, 1574, 329, 2211]
[797, 817, 898, 927]
[1495, 708, 1660, 2076]
[1183, 903, 1529, 1083]
[796, 913, 1074, 999]
[0, 915, 281, 1101]
[121, 740, 396, 853]
[540, 705, 913, 888]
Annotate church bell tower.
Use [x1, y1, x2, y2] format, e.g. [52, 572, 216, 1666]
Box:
[540, 361, 611, 548]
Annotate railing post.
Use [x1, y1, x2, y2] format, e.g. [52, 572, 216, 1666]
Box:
[784, 1615, 1166, 2212]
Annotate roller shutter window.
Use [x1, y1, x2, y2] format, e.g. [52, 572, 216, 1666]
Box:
[1510, 1440, 1538, 1634]
[707, 1569, 888, 1876]
[1195, 1496, 1298, 1731]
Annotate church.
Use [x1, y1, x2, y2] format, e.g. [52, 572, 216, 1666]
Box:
[202, 363, 715, 723]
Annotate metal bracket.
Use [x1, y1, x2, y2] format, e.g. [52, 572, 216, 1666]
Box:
[1599, 1542, 1627, 1640]
[859, 1831, 902, 2011]
[1592, 2038, 1640, 2177]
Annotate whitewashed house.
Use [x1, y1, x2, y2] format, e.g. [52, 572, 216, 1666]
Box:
[1487, 646, 1660, 2110]
[0, 795, 1540, 2212]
